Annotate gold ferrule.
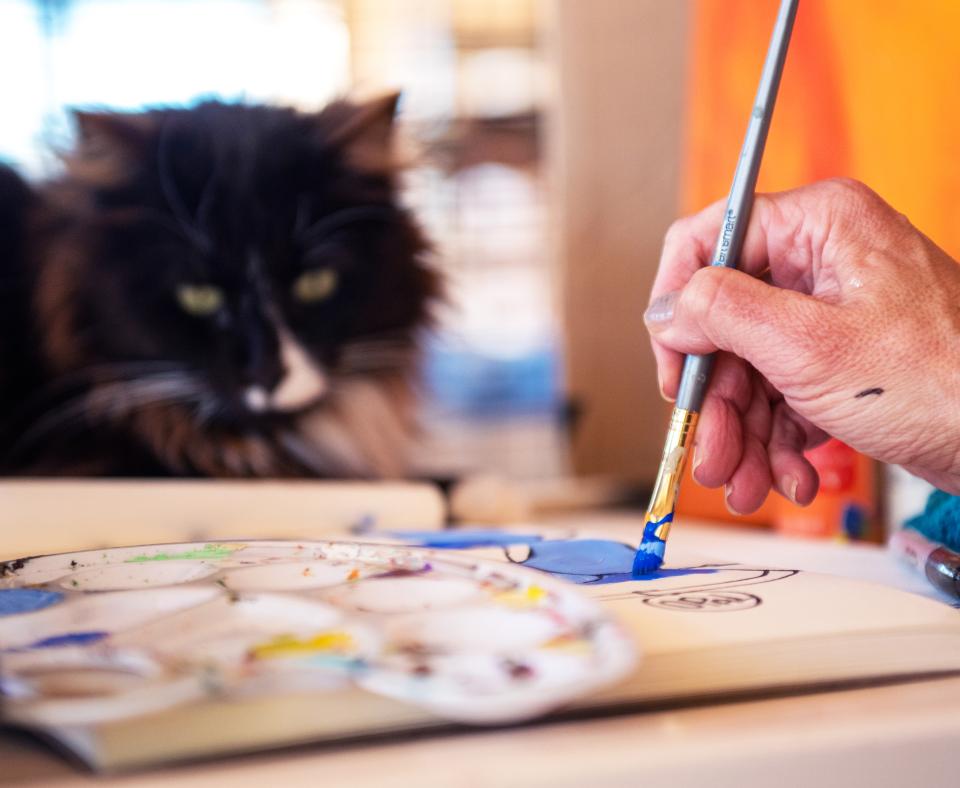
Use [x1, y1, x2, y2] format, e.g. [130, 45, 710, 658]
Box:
[644, 408, 699, 541]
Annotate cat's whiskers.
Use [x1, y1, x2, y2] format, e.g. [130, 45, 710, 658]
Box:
[14, 361, 193, 422]
[9, 371, 210, 459]
[58, 360, 186, 387]
[191, 394, 224, 426]
[8, 397, 96, 458]
[85, 374, 208, 420]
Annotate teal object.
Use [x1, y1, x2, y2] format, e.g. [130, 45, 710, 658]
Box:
[905, 490, 960, 552]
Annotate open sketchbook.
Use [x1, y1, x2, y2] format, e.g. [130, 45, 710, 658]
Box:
[2, 524, 960, 771]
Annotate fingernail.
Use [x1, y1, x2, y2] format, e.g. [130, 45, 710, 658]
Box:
[691, 444, 704, 483]
[724, 483, 744, 515]
[781, 474, 799, 504]
[644, 292, 679, 325]
[658, 372, 675, 402]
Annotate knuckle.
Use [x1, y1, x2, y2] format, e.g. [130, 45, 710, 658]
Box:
[815, 178, 894, 246]
[823, 178, 880, 218]
[822, 177, 875, 204]
[825, 176, 866, 195]
[663, 216, 692, 248]
[682, 265, 725, 316]
[893, 209, 912, 226]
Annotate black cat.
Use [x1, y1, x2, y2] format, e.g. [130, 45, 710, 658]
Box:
[0, 95, 440, 477]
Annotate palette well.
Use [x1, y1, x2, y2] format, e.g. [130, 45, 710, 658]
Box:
[0, 540, 635, 730]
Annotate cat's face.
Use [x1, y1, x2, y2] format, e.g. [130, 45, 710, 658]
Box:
[42, 97, 437, 423]
[26, 97, 439, 476]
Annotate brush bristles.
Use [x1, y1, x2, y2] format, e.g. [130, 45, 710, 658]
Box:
[632, 517, 669, 575]
[632, 539, 665, 574]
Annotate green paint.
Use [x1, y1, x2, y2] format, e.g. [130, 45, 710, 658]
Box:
[125, 544, 239, 563]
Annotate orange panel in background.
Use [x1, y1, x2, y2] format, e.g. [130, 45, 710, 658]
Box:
[676, 0, 960, 529]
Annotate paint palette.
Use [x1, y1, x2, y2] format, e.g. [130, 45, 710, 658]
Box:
[0, 540, 635, 731]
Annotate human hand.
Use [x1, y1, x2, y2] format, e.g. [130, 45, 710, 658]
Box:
[646, 178, 960, 512]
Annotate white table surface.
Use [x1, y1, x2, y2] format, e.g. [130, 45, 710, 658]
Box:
[3, 517, 959, 788]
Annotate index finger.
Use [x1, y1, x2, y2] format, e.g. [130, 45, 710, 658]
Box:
[650, 198, 727, 306]
[650, 178, 883, 306]
[651, 193, 808, 305]
[647, 187, 822, 400]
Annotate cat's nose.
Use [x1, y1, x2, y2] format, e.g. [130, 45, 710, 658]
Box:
[245, 386, 271, 412]
[244, 329, 328, 413]
[240, 327, 327, 413]
[241, 329, 285, 393]
[242, 353, 284, 392]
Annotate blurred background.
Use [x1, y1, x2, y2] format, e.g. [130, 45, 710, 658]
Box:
[2, 0, 958, 535]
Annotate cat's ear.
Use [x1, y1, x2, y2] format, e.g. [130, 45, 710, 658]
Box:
[318, 92, 402, 173]
[65, 110, 156, 185]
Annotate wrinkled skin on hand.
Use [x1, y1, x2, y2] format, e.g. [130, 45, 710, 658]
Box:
[646, 178, 960, 513]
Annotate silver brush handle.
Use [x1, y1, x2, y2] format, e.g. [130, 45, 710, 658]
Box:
[676, 0, 799, 414]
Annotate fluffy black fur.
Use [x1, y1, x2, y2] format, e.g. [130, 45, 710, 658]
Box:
[0, 97, 440, 477]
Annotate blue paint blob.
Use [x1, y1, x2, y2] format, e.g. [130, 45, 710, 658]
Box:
[0, 588, 63, 617]
[390, 529, 543, 548]
[29, 631, 108, 649]
[390, 526, 716, 585]
[521, 539, 637, 580]
[520, 539, 716, 585]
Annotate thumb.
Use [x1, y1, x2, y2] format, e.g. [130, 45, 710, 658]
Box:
[645, 266, 829, 375]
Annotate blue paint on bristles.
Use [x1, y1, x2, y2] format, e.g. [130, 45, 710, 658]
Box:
[632, 513, 673, 576]
[632, 540, 665, 575]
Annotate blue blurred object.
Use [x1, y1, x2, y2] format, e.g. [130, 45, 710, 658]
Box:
[422, 335, 562, 420]
[841, 503, 866, 540]
[906, 490, 960, 553]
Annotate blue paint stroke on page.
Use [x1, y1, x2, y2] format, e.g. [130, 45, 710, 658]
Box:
[29, 631, 108, 649]
[388, 529, 543, 548]
[0, 588, 63, 617]
[391, 529, 716, 585]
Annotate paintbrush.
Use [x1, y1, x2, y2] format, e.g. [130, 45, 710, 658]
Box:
[633, 0, 800, 574]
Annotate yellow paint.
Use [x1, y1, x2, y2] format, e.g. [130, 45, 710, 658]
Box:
[249, 630, 355, 660]
[542, 635, 590, 654]
[494, 584, 549, 608]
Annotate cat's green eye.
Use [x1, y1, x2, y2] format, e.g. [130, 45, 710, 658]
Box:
[176, 284, 224, 316]
[293, 268, 338, 303]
